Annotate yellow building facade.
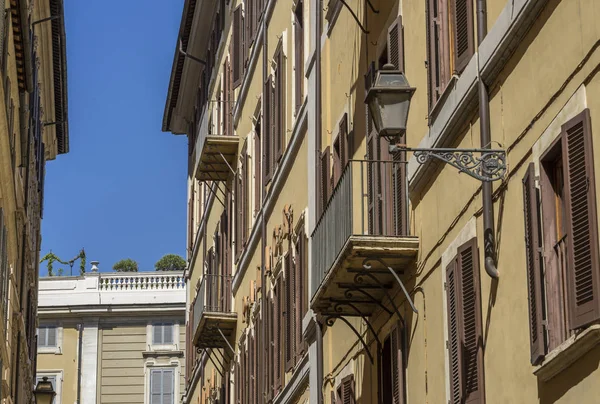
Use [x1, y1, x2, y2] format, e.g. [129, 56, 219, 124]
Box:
[164, 0, 600, 403]
[0, 0, 68, 403]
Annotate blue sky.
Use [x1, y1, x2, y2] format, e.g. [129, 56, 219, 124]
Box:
[40, 0, 186, 275]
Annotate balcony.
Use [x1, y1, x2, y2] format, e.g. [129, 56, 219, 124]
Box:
[311, 160, 419, 317]
[193, 104, 239, 182]
[192, 274, 237, 349]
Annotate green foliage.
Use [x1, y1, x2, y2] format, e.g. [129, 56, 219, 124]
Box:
[112, 258, 139, 272]
[154, 254, 187, 272]
[40, 249, 86, 277]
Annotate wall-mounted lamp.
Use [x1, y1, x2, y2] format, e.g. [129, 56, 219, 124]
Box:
[34, 377, 56, 404]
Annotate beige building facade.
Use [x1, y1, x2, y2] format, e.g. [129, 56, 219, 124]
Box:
[36, 270, 186, 404]
[0, 0, 68, 403]
[164, 0, 600, 403]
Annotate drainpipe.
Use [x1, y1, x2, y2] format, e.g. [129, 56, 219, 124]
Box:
[476, 0, 498, 279]
[261, 0, 268, 399]
[77, 323, 83, 404]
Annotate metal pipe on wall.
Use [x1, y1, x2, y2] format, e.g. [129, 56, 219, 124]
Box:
[476, 0, 499, 279]
[77, 323, 83, 404]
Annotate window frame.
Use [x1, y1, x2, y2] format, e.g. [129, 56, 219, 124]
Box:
[37, 324, 62, 354]
[149, 323, 177, 351]
[145, 365, 179, 404]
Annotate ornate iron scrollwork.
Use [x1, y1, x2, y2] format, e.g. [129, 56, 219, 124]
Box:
[390, 146, 507, 182]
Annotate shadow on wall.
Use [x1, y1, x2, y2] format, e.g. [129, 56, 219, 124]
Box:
[537, 344, 600, 404]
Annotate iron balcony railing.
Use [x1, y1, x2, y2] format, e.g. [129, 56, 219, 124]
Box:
[311, 159, 409, 297]
[192, 273, 233, 335]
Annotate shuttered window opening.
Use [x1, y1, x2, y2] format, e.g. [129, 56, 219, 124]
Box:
[285, 252, 294, 371]
[153, 323, 174, 345]
[446, 238, 485, 404]
[319, 146, 331, 216]
[332, 374, 356, 404]
[382, 324, 405, 404]
[254, 121, 262, 215]
[294, 1, 304, 114]
[150, 369, 175, 404]
[274, 275, 283, 394]
[37, 326, 57, 348]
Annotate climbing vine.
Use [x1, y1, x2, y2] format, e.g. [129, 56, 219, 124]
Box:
[40, 248, 86, 276]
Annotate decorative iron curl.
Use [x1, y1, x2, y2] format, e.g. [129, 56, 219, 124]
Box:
[409, 148, 507, 182]
[325, 317, 337, 327]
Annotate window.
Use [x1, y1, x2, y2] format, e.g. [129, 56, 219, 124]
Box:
[524, 109, 600, 365]
[152, 324, 173, 345]
[235, 140, 249, 261]
[426, 0, 474, 108]
[445, 238, 484, 404]
[331, 375, 355, 404]
[382, 324, 405, 404]
[232, 5, 244, 88]
[150, 368, 174, 404]
[38, 326, 57, 348]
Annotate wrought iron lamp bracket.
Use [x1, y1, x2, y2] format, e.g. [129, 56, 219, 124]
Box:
[325, 315, 374, 364]
[389, 145, 507, 182]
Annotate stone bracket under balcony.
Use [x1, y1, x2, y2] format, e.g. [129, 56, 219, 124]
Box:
[193, 312, 238, 349]
[311, 235, 419, 318]
[195, 135, 240, 182]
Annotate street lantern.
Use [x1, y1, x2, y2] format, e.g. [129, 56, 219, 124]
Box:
[34, 377, 56, 404]
[365, 64, 416, 141]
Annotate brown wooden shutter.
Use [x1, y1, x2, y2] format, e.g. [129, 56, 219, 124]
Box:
[446, 259, 463, 404]
[522, 163, 546, 364]
[263, 75, 273, 182]
[457, 238, 484, 404]
[249, 334, 255, 404]
[339, 113, 349, 171]
[235, 166, 242, 260]
[333, 135, 341, 186]
[241, 140, 249, 248]
[452, 0, 474, 74]
[295, 228, 307, 359]
[274, 277, 283, 393]
[294, 3, 304, 114]
[339, 375, 355, 404]
[366, 112, 380, 235]
[393, 135, 408, 236]
[320, 146, 331, 209]
[233, 5, 243, 88]
[274, 43, 285, 163]
[285, 251, 295, 371]
[254, 128, 262, 214]
[380, 138, 394, 236]
[267, 293, 274, 400]
[235, 355, 241, 403]
[390, 324, 405, 404]
[426, 0, 450, 107]
[387, 15, 405, 72]
[562, 109, 600, 329]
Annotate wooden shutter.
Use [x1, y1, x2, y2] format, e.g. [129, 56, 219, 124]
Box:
[333, 136, 341, 186]
[320, 147, 331, 210]
[150, 369, 161, 404]
[339, 375, 355, 404]
[452, 0, 474, 74]
[274, 276, 283, 393]
[457, 238, 485, 404]
[366, 112, 379, 234]
[427, 0, 449, 107]
[446, 259, 463, 404]
[254, 129, 261, 214]
[387, 16, 405, 72]
[562, 109, 600, 329]
[339, 113, 349, 171]
[393, 134, 407, 236]
[263, 75, 273, 182]
[522, 163, 546, 364]
[285, 252, 294, 371]
[294, 3, 304, 114]
[241, 140, 249, 249]
[390, 324, 405, 404]
[233, 5, 243, 88]
[295, 229, 307, 359]
[274, 43, 285, 163]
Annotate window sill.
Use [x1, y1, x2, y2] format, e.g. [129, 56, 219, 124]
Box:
[143, 350, 184, 358]
[534, 324, 600, 382]
[38, 347, 61, 355]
